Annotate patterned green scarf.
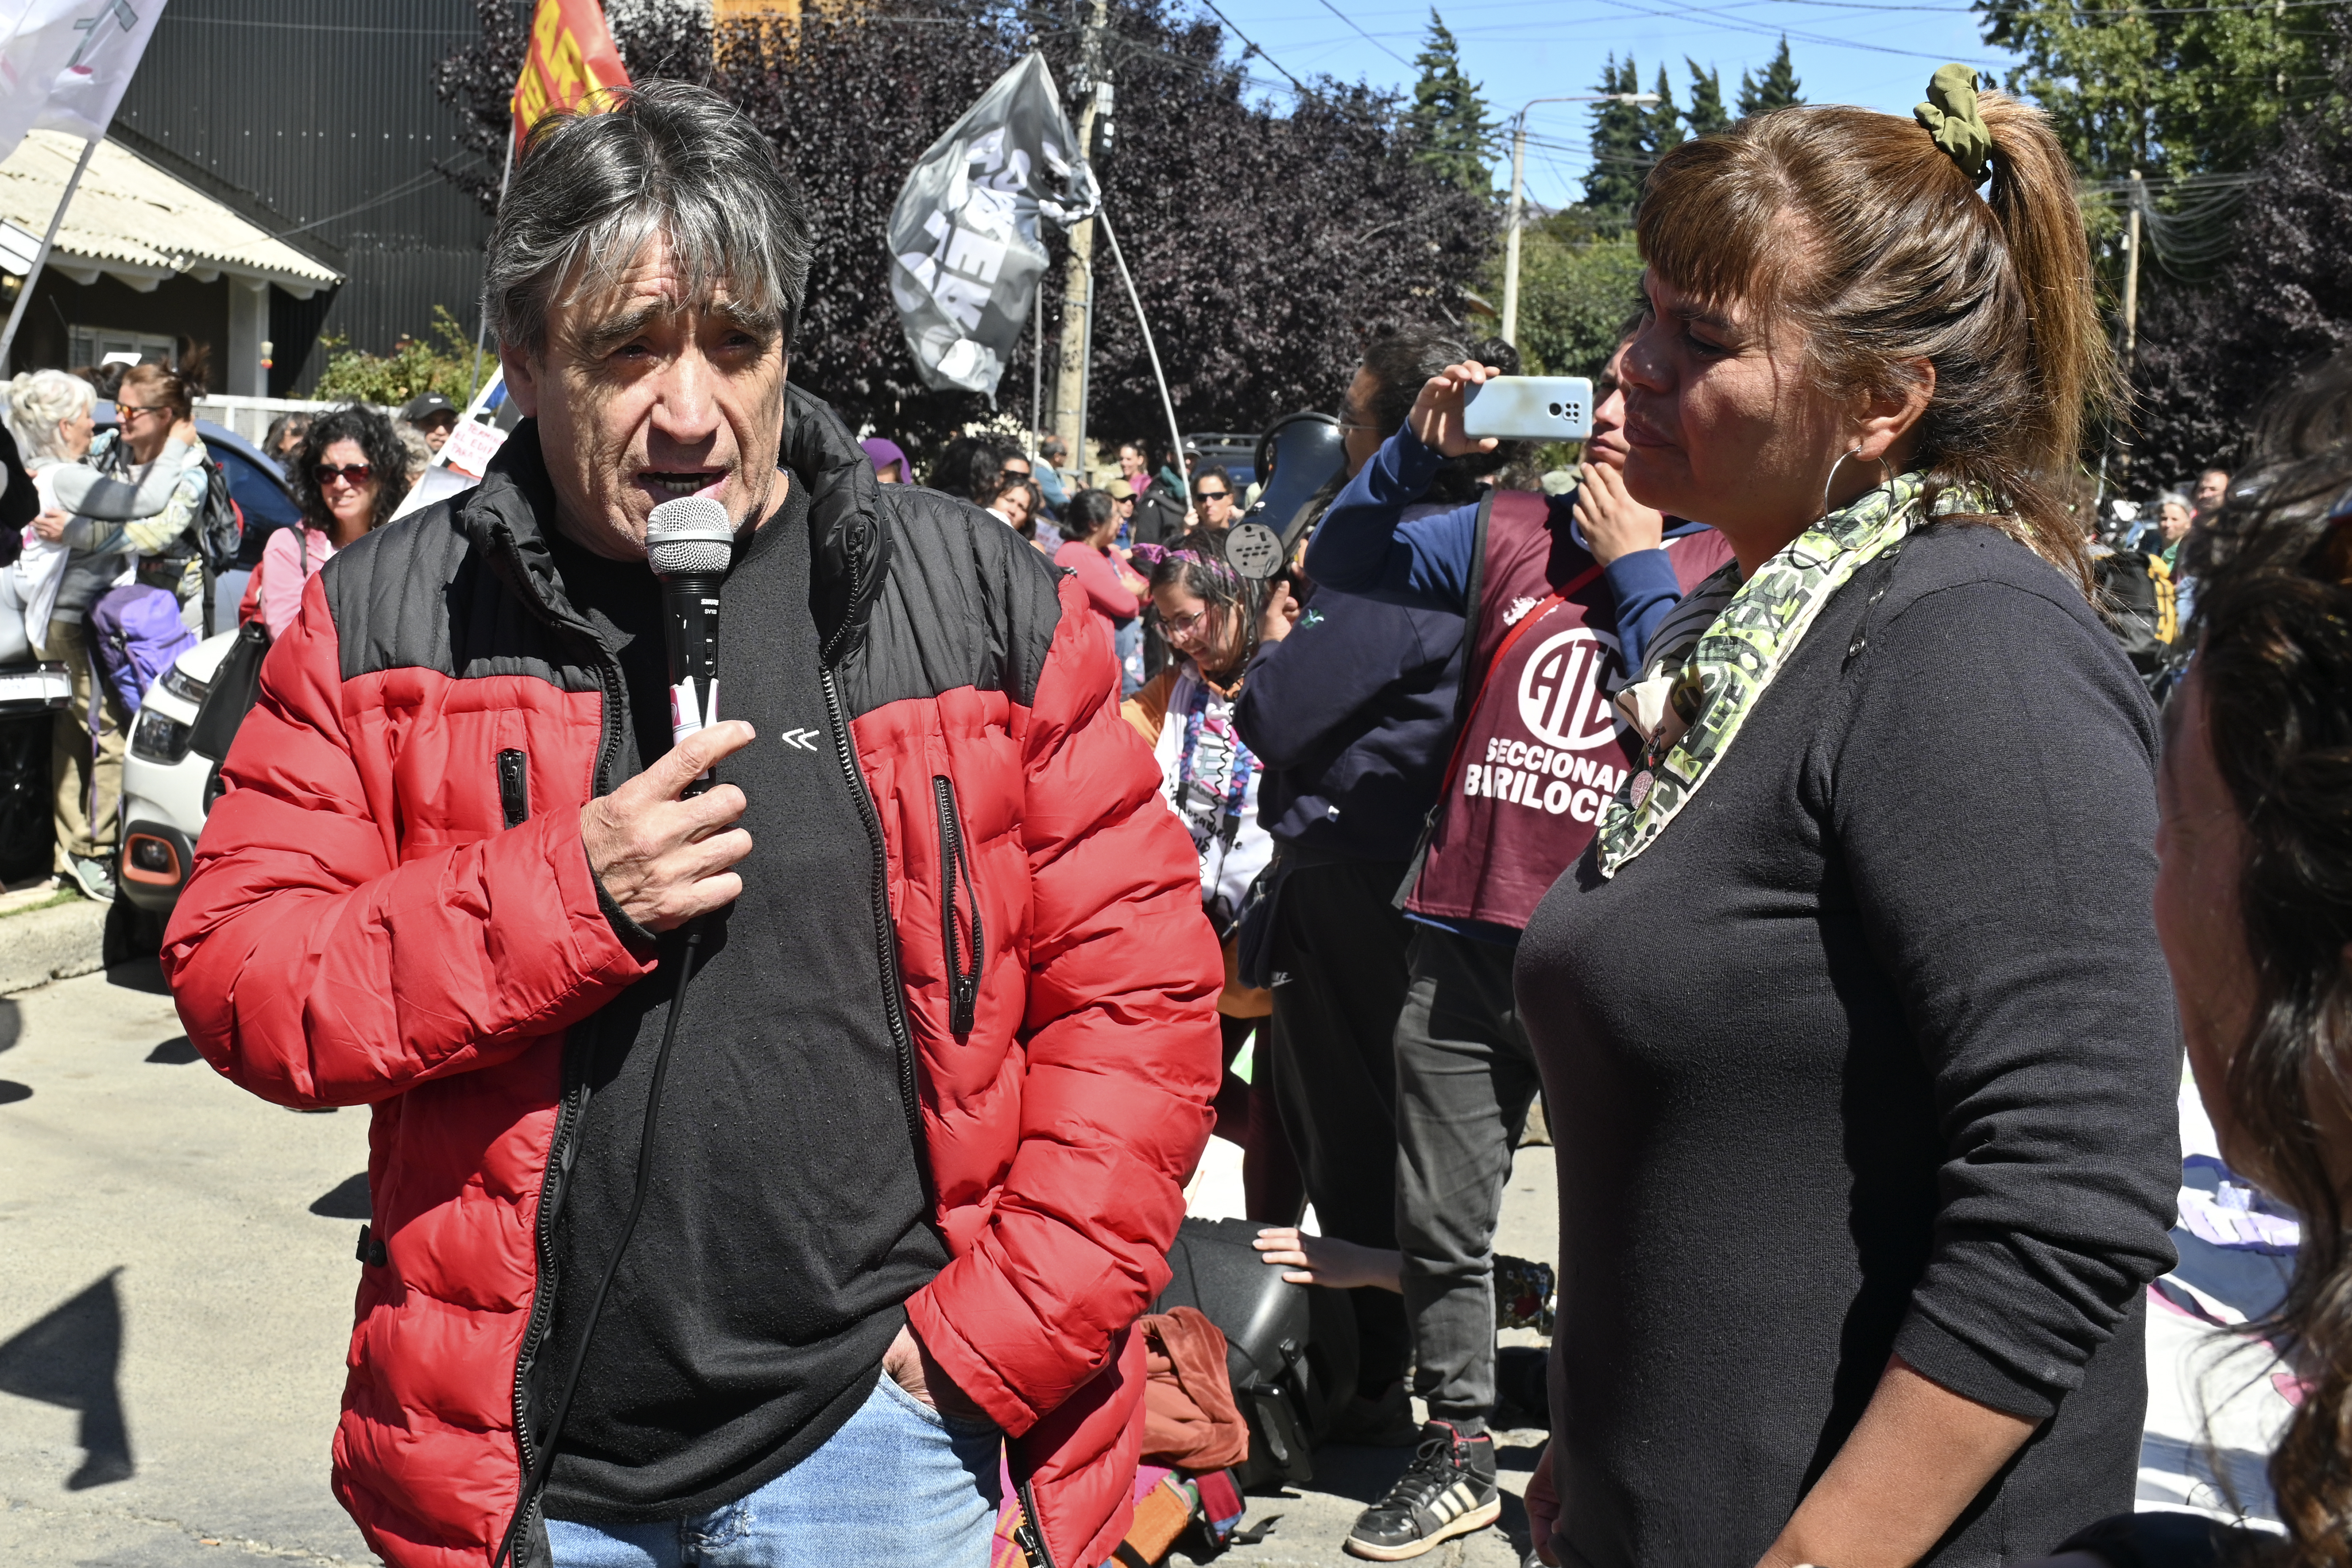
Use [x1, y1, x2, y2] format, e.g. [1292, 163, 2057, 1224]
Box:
[1596, 471, 1937, 878]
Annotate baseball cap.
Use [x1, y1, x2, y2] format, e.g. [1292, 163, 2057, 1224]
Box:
[402, 392, 457, 423]
[1107, 478, 1135, 500]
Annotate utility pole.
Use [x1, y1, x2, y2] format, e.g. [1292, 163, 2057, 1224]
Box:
[1499, 91, 1658, 347]
[1050, 0, 1108, 486]
[2120, 168, 2145, 367]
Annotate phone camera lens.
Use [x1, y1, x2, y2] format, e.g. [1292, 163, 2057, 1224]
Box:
[1547, 403, 1564, 417]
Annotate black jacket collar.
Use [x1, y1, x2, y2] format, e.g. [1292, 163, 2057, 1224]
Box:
[457, 384, 892, 667]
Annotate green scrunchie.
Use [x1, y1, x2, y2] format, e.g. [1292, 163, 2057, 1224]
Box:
[1914, 63, 1992, 185]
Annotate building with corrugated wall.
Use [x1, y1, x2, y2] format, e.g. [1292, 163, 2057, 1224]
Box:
[12, 0, 500, 396]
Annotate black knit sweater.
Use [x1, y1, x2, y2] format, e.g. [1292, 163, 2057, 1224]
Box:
[1517, 523, 2181, 1567]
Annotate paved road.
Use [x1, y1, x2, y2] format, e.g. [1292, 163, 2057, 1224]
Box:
[0, 961, 374, 1566]
[0, 961, 1558, 1567]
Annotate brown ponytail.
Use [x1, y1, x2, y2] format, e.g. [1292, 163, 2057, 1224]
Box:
[116, 361, 194, 422]
[1636, 86, 2116, 594]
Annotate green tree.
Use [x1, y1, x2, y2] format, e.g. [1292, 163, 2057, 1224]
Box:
[312, 306, 491, 406]
[1408, 11, 1497, 193]
[1491, 218, 1646, 377]
[1685, 60, 1731, 139]
[1644, 62, 1684, 160]
[1583, 54, 1649, 214]
[1737, 37, 1803, 117]
[1979, 0, 2326, 182]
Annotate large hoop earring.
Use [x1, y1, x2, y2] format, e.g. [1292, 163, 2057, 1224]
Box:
[1821, 448, 1895, 519]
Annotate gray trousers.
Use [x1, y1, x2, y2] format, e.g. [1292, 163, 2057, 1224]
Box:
[1395, 923, 1542, 1424]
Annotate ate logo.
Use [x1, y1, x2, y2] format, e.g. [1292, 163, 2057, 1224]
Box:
[1515, 627, 1627, 751]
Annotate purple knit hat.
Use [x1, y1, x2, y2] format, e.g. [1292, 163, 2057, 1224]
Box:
[860, 437, 909, 482]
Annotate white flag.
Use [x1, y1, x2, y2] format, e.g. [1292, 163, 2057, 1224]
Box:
[0, 0, 169, 163]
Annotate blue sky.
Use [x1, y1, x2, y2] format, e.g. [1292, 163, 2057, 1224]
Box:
[1192, 0, 2023, 209]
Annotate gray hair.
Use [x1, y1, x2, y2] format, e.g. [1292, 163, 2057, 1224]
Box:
[2, 369, 93, 463]
[484, 81, 812, 359]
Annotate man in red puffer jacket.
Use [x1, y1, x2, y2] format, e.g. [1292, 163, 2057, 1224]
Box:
[161, 83, 1221, 1568]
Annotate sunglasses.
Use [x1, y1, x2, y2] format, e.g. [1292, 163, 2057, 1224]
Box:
[1192, 489, 1230, 504]
[314, 463, 374, 487]
[117, 401, 172, 419]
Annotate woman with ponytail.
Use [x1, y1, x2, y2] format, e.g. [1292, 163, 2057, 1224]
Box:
[1477, 70, 2180, 1567]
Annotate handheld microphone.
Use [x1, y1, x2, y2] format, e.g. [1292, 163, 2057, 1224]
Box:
[645, 495, 735, 791]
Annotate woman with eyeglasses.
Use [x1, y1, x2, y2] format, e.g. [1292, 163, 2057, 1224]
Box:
[1123, 530, 1299, 1221]
[248, 405, 406, 641]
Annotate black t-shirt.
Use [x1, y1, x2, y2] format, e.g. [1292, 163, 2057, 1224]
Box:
[541, 482, 948, 1521]
[542, 528, 672, 779]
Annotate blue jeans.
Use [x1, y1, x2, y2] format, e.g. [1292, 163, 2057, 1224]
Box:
[546, 1375, 1002, 1567]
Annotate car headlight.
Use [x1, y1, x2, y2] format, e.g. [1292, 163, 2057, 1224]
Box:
[130, 704, 193, 764]
[160, 664, 210, 705]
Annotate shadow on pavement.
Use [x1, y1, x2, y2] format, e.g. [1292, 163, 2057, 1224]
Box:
[310, 1173, 372, 1220]
[104, 959, 169, 996]
[0, 1270, 135, 1488]
[144, 1036, 200, 1064]
[0, 996, 18, 1053]
[0, 1081, 29, 1105]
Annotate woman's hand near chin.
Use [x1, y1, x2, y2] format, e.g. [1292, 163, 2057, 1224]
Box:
[1407, 361, 1504, 458]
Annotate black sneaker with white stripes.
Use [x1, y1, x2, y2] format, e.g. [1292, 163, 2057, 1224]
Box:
[1344, 1419, 1501, 1560]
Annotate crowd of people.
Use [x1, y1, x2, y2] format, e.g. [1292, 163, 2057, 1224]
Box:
[0, 360, 472, 901]
[0, 64, 2328, 1568]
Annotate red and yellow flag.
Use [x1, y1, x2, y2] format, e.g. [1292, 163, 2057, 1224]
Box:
[510, 0, 632, 156]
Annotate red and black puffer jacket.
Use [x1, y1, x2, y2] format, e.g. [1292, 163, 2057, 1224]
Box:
[161, 386, 1224, 1568]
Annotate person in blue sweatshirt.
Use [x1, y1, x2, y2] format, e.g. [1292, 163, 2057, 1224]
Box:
[1230, 327, 1503, 1456]
[1298, 321, 1732, 1563]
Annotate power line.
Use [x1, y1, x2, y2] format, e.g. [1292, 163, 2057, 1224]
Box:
[1312, 0, 1417, 64]
[1192, 0, 1320, 94]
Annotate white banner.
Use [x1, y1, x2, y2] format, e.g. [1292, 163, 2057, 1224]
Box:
[0, 0, 169, 163]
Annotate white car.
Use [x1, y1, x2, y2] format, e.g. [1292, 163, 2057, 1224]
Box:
[116, 629, 239, 915]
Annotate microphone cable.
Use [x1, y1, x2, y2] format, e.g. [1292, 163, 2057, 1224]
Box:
[493, 919, 703, 1568]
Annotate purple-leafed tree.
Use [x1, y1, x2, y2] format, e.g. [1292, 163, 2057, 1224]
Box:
[2120, 15, 2352, 486]
[432, 0, 1494, 453]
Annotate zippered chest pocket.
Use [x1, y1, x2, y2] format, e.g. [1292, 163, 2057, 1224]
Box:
[932, 775, 984, 1036]
[497, 749, 530, 828]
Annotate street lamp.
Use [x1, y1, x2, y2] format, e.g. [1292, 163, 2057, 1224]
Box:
[1500, 92, 1660, 347]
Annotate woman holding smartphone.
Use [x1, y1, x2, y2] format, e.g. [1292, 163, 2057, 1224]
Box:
[1419, 70, 2178, 1567]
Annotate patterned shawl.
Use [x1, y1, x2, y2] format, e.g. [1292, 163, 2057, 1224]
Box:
[1596, 471, 1959, 878]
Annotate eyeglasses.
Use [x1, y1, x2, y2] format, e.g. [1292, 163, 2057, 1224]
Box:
[314, 463, 374, 487]
[117, 401, 171, 420]
[1192, 489, 1230, 504]
[1162, 606, 1210, 636]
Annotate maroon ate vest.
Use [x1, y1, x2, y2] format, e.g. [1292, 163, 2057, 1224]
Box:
[1406, 488, 1734, 930]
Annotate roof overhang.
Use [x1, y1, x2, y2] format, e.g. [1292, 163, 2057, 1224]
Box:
[0, 131, 343, 299]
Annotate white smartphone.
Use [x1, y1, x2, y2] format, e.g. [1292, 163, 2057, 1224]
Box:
[1461, 376, 1593, 441]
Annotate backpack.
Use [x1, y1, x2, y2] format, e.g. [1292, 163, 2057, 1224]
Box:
[193, 459, 242, 576]
[87, 585, 198, 716]
[2091, 547, 2177, 676]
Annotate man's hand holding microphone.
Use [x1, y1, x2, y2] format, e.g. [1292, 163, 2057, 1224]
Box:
[580, 720, 757, 932]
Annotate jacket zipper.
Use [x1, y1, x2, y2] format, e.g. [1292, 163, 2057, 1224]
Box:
[931, 776, 983, 1036]
[823, 666, 927, 1171]
[1015, 1479, 1056, 1568]
[493, 520, 630, 1560]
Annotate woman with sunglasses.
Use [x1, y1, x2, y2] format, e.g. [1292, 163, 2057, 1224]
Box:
[248, 405, 406, 640]
[33, 361, 208, 900]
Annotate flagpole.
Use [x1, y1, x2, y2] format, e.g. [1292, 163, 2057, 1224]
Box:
[0, 134, 96, 373]
[1095, 208, 1186, 495]
[468, 139, 516, 404]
